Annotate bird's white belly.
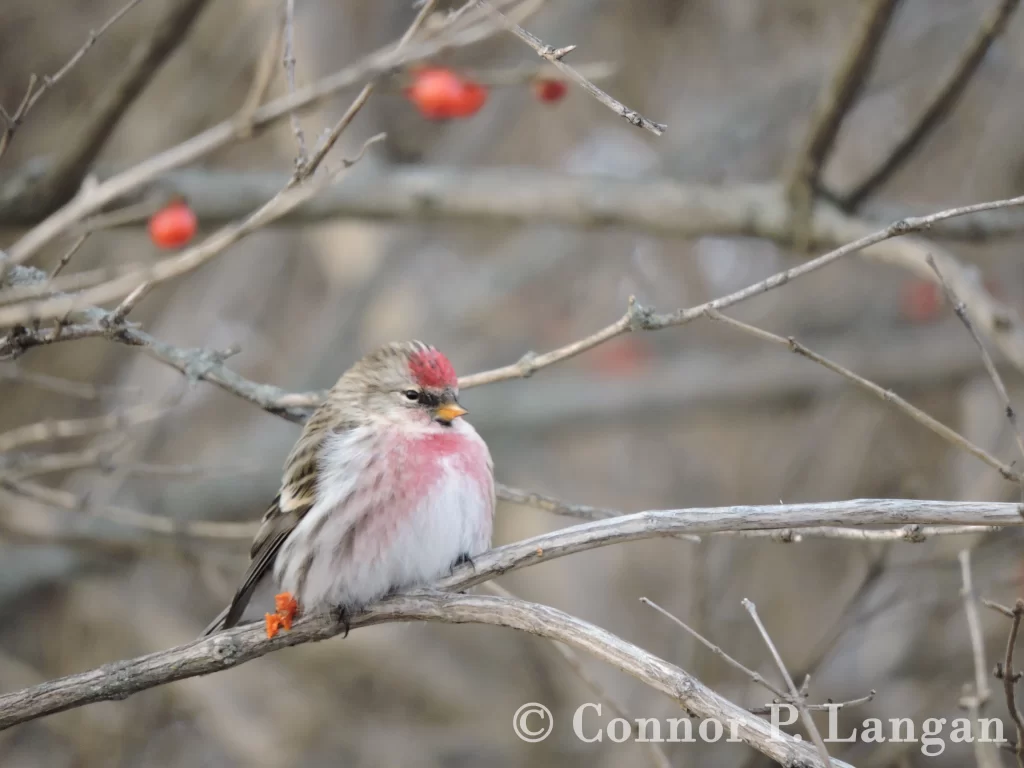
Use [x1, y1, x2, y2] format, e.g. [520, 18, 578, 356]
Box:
[274, 426, 493, 613]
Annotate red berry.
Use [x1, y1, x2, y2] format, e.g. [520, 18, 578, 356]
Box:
[148, 202, 197, 249]
[901, 279, 942, 324]
[588, 337, 651, 376]
[533, 78, 567, 103]
[406, 68, 487, 119]
[449, 82, 487, 117]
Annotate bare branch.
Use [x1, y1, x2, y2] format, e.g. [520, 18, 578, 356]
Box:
[928, 254, 1024, 502]
[0, 1, 522, 260]
[282, 0, 308, 164]
[0, 0, 144, 161]
[49, 235, 89, 281]
[0, 592, 852, 766]
[0, 367, 139, 401]
[458, 193, 1024, 387]
[490, 584, 671, 768]
[743, 598, 831, 767]
[235, 11, 286, 133]
[1000, 600, 1024, 767]
[959, 549, 1004, 768]
[705, 309, 1019, 483]
[295, 0, 437, 181]
[724, 524, 1002, 542]
[786, 0, 900, 245]
[0, 404, 165, 453]
[749, 691, 875, 717]
[475, 0, 666, 136]
[640, 597, 787, 699]
[0, 0, 212, 222]
[842, 0, 1020, 209]
[495, 482, 627, 522]
[41, 166, 1024, 241]
[0, 135, 385, 328]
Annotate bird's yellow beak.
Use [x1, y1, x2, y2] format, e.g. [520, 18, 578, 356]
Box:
[434, 403, 468, 422]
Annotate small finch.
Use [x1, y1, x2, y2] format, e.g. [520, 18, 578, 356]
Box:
[202, 341, 494, 638]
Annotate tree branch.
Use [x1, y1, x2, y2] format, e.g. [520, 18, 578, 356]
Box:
[705, 309, 1019, 483]
[0, 0, 145, 162]
[786, 0, 900, 245]
[475, 0, 666, 135]
[0, 0, 212, 220]
[0, 592, 851, 766]
[841, 0, 1020, 209]
[0, 0, 524, 260]
[1, 498, 1021, 750]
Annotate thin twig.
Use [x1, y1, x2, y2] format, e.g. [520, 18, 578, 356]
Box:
[295, 0, 437, 181]
[640, 597, 787, 699]
[842, 0, 1020, 209]
[742, 598, 832, 768]
[786, 0, 900, 245]
[497, 483, 628, 521]
[0, 404, 165, 453]
[984, 599, 1016, 618]
[0, 0, 211, 223]
[456, 193, 1024, 388]
[718, 524, 1001, 542]
[475, 0, 666, 136]
[21, 0, 146, 115]
[489, 585, 671, 768]
[0, 476, 260, 541]
[960, 549, 992, 704]
[235, 10, 286, 133]
[705, 309, 1019, 483]
[0, 368, 140, 401]
[928, 253, 1024, 503]
[49, 235, 89, 280]
[0, 135, 386, 328]
[749, 691, 875, 717]
[0, 0, 144, 161]
[1, 0, 521, 259]
[105, 282, 154, 326]
[282, 0, 308, 165]
[958, 549, 1004, 768]
[1001, 600, 1024, 767]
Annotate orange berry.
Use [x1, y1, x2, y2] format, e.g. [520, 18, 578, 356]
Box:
[148, 202, 197, 249]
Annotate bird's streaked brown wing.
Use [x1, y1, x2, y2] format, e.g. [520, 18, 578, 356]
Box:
[203, 403, 345, 636]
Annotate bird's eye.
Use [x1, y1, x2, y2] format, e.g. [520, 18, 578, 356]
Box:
[403, 390, 420, 401]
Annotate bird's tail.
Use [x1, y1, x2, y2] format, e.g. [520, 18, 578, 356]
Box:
[200, 604, 231, 638]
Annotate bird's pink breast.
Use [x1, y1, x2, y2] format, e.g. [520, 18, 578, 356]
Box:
[387, 429, 492, 511]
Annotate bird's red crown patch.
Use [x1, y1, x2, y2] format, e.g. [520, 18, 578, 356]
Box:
[409, 347, 458, 389]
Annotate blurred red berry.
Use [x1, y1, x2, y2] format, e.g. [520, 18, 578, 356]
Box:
[533, 78, 567, 103]
[901, 278, 942, 324]
[450, 82, 487, 117]
[406, 68, 487, 119]
[588, 337, 652, 376]
[148, 202, 197, 249]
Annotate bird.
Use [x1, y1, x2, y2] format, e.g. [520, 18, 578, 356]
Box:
[202, 341, 494, 639]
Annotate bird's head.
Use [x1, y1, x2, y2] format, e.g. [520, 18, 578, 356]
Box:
[337, 341, 467, 427]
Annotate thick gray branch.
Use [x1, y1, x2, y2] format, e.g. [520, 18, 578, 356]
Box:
[0, 593, 851, 766]
[0, 498, 1018, 741]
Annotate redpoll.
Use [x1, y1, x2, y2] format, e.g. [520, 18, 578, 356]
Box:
[203, 341, 494, 638]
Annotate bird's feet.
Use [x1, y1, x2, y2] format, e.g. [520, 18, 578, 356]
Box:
[451, 552, 475, 572]
[331, 605, 352, 638]
[264, 592, 299, 639]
